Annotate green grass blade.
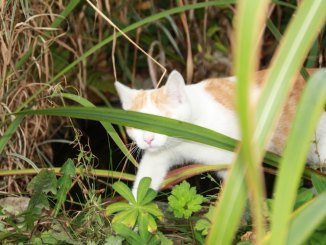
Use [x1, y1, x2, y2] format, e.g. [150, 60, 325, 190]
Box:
[59, 93, 138, 167]
[266, 18, 310, 80]
[50, 0, 81, 28]
[287, 192, 326, 245]
[207, 1, 270, 243]
[15, 49, 32, 70]
[15, 107, 237, 151]
[259, 1, 326, 243]
[233, 0, 270, 242]
[0, 115, 24, 154]
[255, 0, 326, 147]
[269, 69, 326, 245]
[206, 151, 247, 244]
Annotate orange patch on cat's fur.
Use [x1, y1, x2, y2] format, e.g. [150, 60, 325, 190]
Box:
[204, 69, 316, 154]
[204, 78, 236, 110]
[269, 72, 306, 154]
[130, 87, 171, 114]
[130, 90, 147, 111]
[150, 88, 172, 116]
[150, 88, 170, 108]
[204, 70, 269, 110]
[268, 69, 317, 153]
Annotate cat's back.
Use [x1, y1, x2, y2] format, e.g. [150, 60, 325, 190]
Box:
[187, 69, 320, 156]
[184, 76, 240, 140]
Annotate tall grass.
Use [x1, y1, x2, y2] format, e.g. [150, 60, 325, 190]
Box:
[1, 0, 326, 244]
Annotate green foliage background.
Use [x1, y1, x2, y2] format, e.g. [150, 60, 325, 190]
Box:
[0, 0, 326, 244]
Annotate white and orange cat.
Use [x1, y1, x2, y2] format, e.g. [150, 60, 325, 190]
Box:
[115, 70, 326, 196]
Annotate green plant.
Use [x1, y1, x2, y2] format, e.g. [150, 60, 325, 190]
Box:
[25, 159, 76, 229]
[106, 177, 163, 232]
[266, 179, 326, 244]
[54, 159, 76, 217]
[195, 205, 215, 237]
[111, 213, 161, 245]
[206, 0, 326, 244]
[168, 181, 205, 219]
[24, 169, 58, 230]
[0, 159, 78, 244]
[5, 0, 326, 244]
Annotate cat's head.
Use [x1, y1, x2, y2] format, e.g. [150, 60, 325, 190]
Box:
[115, 70, 191, 152]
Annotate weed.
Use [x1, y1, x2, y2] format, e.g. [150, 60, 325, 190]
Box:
[106, 177, 163, 232]
[168, 180, 205, 219]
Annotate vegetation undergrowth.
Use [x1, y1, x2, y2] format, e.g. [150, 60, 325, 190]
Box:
[1, 0, 326, 244]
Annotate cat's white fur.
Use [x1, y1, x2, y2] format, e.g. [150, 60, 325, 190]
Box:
[115, 70, 326, 196]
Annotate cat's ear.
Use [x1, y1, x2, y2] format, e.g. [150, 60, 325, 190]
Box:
[165, 70, 186, 103]
[115, 81, 136, 109]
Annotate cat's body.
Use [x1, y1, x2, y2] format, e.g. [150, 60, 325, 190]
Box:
[115, 70, 326, 196]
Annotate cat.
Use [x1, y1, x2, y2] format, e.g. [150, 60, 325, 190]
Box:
[115, 70, 326, 197]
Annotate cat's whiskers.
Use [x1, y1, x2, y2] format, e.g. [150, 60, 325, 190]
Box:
[125, 142, 143, 161]
[113, 142, 141, 167]
[135, 147, 143, 161]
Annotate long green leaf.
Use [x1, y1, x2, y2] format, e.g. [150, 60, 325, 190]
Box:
[206, 150, 247, 244]
[255, 0, 326, 147]
[207, 0, 270, 243]
[266, 18, 310, 79]
[59, 93, 138, 167]
[287, 192, 326, 245]
[16, 107, 237, 151]
[50, 0, 81, 28]
[269, 70, 326, 245]
[233, 0, 270, 242]
[208, 0, 326, 243]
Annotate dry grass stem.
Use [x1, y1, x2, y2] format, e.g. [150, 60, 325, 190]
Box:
[86, 0, 167, 87]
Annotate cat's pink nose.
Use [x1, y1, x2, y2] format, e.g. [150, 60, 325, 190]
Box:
[144, 135, 154, 145]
